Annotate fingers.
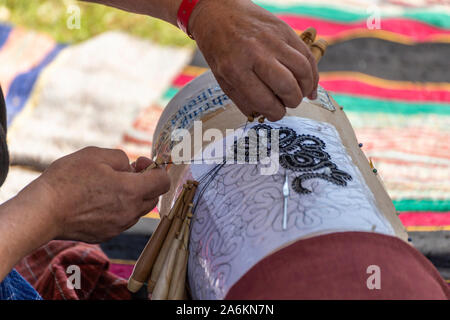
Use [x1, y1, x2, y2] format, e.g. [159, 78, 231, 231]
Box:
[277, 45, 315, 101]
[215, 76, 254, 117]
[119, 166, 171, 201]
[214, 43, 317, 121]
[139, 168, 171, 200]
[139, 198, 159, 216]
[86, 147, 132, 172]
[247, 71, 286, 121]
[253, 58, 303, 108]
[286, 36, 319, 99]
[134, 156, 154, 172]
[219, 70, 286, 122]
[124, 198, 159, 230]
[110, 153, 169, 216]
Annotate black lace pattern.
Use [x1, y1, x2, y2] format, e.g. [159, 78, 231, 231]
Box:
[233, 124, 353, 194]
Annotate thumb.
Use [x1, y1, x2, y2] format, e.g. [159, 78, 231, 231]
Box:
[119, 166, 171, 201]
[134, 156, 154, 172]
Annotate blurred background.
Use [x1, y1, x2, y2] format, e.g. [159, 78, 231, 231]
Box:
[0, 0, 448, 293]
[0, 0, 192, 45]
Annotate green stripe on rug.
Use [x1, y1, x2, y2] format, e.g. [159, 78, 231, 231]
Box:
[393, 199, 450, 212]
[163, 88, 450, 116]
[259, 3, 363, 22]
[403, 11, 450, 29]
[256, 2, 450, 29]
[162, 87, 180, 101]
[332, 94, 450, 115]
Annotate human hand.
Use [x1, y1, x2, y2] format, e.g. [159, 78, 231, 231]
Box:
[189, 0, 319, 121]
[17, 147, 170, 243]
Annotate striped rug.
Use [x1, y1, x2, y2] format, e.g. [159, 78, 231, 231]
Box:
[0, 0, 448, 287]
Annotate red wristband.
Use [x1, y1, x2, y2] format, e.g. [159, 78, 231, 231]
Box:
[177, 0, 201, 39]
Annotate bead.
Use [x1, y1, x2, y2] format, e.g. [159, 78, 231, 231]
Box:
[258, 116, 265, 123]
[373, 168, 378, 174]
[358, 143, 363, 148]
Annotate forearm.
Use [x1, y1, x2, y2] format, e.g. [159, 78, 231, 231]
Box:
[0, 189, 56, 282]
[81, 0, 183, 26]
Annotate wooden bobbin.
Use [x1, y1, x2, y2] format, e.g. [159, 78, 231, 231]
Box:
[154, 208, 194, 300]
[168, 184, 189, 219]
[310, 39, 328, 64]
[167, 209, 193, 300]
[142, 155, 165, 172]
[148, 203, 188, 292]
[247, 112, 260, 122]
[127, 183, 189, 293]
[300, 27, 317, 47]
[187, 180, 199, 188]
[167, 249, 189, 300]
[127, 215, 172, 293]
[152, 235, 182, 300]
[148, 182, 198, 293]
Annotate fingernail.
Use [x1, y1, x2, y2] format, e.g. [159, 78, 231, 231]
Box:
[311, 90, 318, 100]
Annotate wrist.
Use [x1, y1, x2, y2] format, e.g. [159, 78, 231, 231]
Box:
[177, 0, 200, 39]
[0, 191, 57, 280]
[178, 0, 216, 39]
[14, 179, 61, 240]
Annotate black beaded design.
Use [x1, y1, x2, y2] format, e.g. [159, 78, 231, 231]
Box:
[234, 124, 352, 194]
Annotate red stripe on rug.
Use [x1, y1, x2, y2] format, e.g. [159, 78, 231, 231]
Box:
[356, 128, 450, 160]
[321, 79, 450, 102]
[278, 15, 450, 43]
[368, 156, 448, 168]
[172, 73, 196, 87]
[399, 212, 450, 226]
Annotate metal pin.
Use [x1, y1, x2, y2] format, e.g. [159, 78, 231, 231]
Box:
[282, 173, 289, 230]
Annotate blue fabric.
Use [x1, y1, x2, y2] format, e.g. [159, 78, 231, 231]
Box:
[6, 44, 66, 127]
[0, 269, 41, 300]
[0, 24, 12, 49]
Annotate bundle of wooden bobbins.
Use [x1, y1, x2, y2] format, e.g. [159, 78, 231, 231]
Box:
[128, 178, 199, 300]
[128, 27, 328, 300]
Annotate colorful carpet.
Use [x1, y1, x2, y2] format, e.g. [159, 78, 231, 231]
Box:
[0, 0, 448, 287]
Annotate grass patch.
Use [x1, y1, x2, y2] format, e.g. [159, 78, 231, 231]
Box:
[0, 0, 194, 46]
